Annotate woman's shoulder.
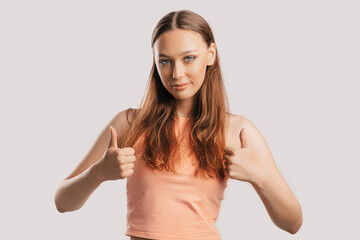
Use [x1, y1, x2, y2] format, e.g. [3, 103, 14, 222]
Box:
[111, 108, 140, 137]
[125, 107, 140, 123]
[226, 112, 248, 126]
[225, 113, 250, 146]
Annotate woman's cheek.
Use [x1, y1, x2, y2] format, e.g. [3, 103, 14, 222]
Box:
[195, 62, 207, 81]
[190, 61, 205, 79]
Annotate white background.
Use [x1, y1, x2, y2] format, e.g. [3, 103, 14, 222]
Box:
[1, 0, 359, 239]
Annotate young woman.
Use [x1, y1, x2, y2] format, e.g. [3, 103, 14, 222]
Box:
[55, 10, 302, 240]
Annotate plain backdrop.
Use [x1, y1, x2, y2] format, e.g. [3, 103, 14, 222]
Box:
[1, 0, 359, 239]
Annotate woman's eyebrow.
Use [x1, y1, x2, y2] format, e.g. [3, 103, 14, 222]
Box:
[158, 49, 198, 58]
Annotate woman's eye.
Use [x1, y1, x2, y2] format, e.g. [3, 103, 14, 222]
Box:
[185, 56, 195, 62]
[159, 60, 170, 65]
[159, 56, 195, 66]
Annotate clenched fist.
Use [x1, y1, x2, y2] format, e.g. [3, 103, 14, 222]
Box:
[93, 125, 136, 182]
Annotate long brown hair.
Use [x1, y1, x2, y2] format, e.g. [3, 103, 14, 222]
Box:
[119, 10, 232, 181]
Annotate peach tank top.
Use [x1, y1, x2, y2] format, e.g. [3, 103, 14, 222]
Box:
[125, 117, 229, 240]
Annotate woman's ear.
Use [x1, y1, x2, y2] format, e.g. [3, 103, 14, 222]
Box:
[207, 42, 216, 66]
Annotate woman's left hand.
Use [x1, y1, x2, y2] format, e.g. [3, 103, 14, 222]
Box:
[223, 128, 268, 184]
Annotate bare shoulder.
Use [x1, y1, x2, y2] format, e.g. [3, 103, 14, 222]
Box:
[111, 107, 139, 139]
[225, 113, 248, 146]
[228, 113, 267, 149]
[228, 113, 260, 138]
[226, 112, 248, 124]
[63, 107, 137, 181]
[230, 113, 295, 195]
[229, 113, 248, 125]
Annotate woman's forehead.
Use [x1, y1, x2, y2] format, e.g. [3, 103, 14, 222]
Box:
[153, 30, 207, 56]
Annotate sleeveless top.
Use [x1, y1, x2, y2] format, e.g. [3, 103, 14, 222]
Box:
[125, 117, 229, 240]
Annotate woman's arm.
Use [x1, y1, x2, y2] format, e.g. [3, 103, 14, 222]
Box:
[225, 115, 303, 234]
[250, 166, 303, 234]
[54, 108, 133, 212]
[54, 163, 103, 213]
[241, 116, 302, 234]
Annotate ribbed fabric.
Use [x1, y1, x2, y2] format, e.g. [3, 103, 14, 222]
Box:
[125, 118, 229, 240]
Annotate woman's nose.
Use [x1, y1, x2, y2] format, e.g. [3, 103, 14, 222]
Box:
[172, 62, 185, 79]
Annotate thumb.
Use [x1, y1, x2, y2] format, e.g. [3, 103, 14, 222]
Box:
[108, 125, 118, 148]
[239, 128, 248, 148]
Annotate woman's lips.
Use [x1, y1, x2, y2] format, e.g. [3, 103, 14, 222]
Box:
[171, 82, 190, 90]
[171, 83, 189, 87]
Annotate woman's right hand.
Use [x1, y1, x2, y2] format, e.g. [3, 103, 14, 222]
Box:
[93, 125, 136, 182]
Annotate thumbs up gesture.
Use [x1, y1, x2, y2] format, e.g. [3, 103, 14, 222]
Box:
[94, 125, 136, 182]
[223, 128, 266, 183]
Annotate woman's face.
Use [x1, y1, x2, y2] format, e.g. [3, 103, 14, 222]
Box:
[153, 29, 216, 102]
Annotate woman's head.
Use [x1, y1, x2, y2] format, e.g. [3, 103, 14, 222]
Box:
[120, 10, 231, 181]
[153, 29, 216, 105]
[150, 10, 220, 111]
